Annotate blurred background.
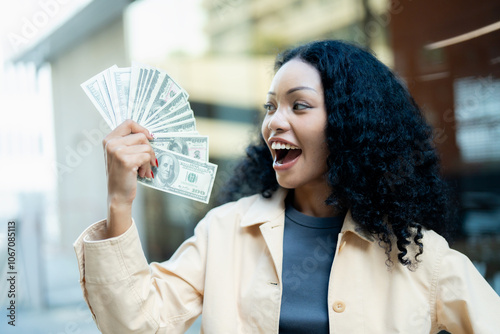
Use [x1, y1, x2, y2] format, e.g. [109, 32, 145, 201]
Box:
[0, 0, 499, 332]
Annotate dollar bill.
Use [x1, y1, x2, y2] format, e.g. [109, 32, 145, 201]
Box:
[102, 66, 118, 126]
[134, 68, 157, 121]
[139, 72, 186, 125]
[109, 67, 131, 124]
[133, 68, 151, 121]
[138, 148, 217, 203]
[81, 71, 116, 129]
[149, 109, 194, 130]
[127, 66, 146, 120]
[142, 79, 187, 126]
[144, 98, 191, 129]
[148, 118, 197, 133]
[152, 134, 209, 162]
[137, 70, 164, 125]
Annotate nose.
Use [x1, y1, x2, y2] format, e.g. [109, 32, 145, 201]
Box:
[267, 108, 290, 133]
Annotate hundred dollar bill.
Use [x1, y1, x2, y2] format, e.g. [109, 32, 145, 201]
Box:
[109, 67, 131, 124]
[127, 66, 146, 120]
[144, 99, 191, 129]
[142, 78, 187, 126]
[81, 70, 116, 129]
[140, 72, 186, 125]
[135, 69, 159, 122]
[137, 70, 162, 124]
[149, 118, 197, 133]
[102, 66, 118, 126]
[133, 68, 151, 121]
[138, 147, 217, 203]
[161, 110, 194, 127]
[152, 134, 209, 162]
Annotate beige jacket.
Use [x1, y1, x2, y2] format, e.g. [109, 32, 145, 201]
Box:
[74, 189, 500, 333]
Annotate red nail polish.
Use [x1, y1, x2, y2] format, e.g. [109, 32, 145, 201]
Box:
[156, 158, 159, 167]
[151, 171, 154, 178]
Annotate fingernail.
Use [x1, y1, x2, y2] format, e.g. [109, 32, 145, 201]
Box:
[151, 171, 154, 178]
[155, 158, 159, 167]
[150, 132, 155, 139]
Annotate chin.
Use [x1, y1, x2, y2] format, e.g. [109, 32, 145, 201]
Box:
[275, 175, 299, 190]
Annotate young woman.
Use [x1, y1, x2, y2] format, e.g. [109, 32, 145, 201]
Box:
[75, 40, 500, 333]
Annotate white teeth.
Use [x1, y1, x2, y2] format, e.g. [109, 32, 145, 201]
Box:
[271, 142, 299, 150]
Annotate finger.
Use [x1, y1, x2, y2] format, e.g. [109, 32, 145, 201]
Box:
[112, 144, 153, 163]
[111, 154, 151, 180]
[103, 120, 154, 149]
[137, 154, 155, 178]
[106, 135, 157, 167]
[115, 119, 154, 139]
[111, 144, 156, 177]
[138, 161, 155, 179]
[110, 151, 152, 179]
[108, 133, 150, 148]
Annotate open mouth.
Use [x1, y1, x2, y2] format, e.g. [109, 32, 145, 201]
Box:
[271, 141, 302, 165]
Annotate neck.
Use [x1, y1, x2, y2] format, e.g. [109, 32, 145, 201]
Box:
[291, 184, 338, 217]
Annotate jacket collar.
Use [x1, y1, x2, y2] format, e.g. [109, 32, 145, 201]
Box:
[340, 210, 375, 243]
[240, 188, 288, 228]
[240, 188, 375, 243]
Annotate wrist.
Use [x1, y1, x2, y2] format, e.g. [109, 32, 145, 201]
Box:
[106, 195, 133, 238]
[108, 194, 133, 213]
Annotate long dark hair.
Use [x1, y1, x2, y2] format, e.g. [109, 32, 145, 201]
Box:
[217, 40, 456, 268]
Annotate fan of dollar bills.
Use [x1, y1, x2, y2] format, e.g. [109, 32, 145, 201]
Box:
[81, 63, 217, 203]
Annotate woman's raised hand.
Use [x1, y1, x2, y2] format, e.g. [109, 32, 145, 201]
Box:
[102, 120, 157, 237]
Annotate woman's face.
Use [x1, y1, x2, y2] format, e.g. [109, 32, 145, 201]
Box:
[261, 59, 329, 192]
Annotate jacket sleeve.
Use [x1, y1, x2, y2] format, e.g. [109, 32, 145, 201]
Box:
[73, 218, 208, 334]
[435, 245, 500, 333]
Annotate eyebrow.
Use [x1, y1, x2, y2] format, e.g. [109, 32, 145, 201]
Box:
[267, 86, 317, 96]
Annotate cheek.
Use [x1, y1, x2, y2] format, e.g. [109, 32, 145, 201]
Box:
[306, 133, 329, 163]
[261, 120, 273, 155]
[261, 119, 269, 139]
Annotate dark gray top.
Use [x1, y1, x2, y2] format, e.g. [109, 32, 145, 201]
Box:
[279, 201, 344, 333]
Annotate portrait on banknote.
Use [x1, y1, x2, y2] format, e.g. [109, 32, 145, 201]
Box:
[156, 151, 178, 187]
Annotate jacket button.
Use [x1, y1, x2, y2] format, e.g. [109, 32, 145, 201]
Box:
[333, 301, 346, 313]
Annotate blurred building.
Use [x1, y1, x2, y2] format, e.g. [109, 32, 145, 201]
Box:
[202, 0, 392, 61]
[390, 0, 500, 286]
[1, 1, 134, 333]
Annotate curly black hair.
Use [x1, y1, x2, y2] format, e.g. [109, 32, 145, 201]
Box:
[217, 40, 456, 268]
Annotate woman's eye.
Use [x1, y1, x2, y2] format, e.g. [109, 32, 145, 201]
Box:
[293, 103, 309, 110]
[263, 103, 276, 112]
